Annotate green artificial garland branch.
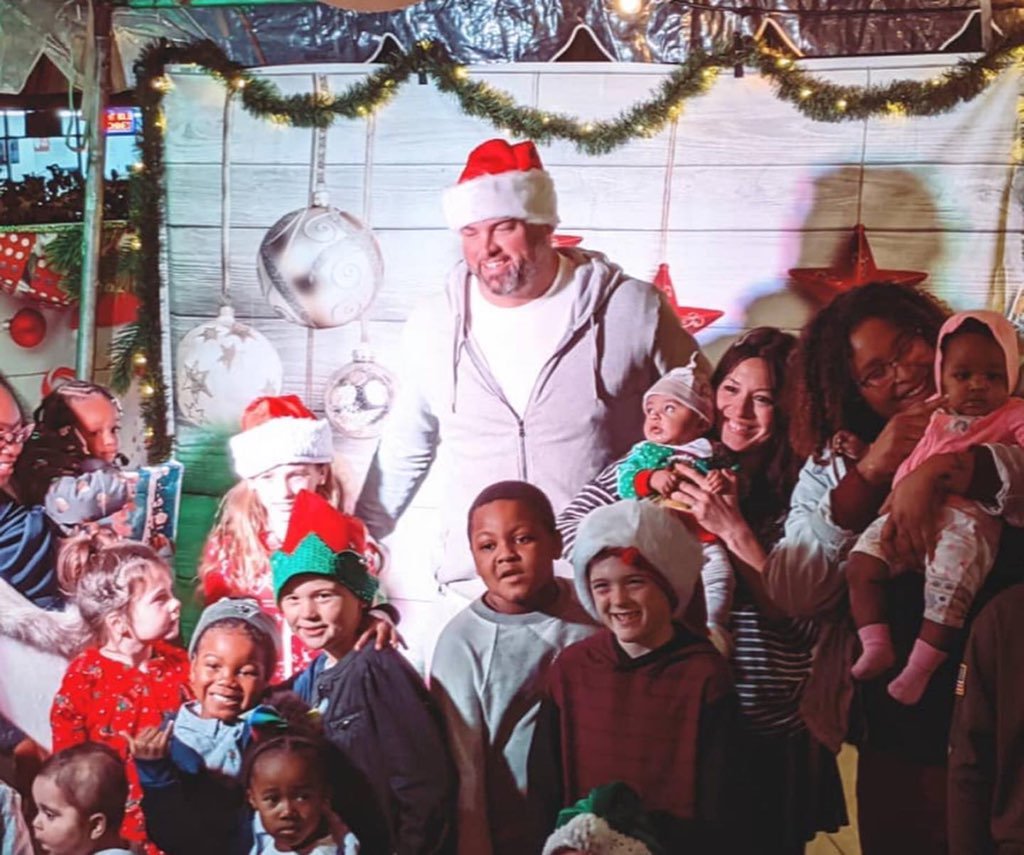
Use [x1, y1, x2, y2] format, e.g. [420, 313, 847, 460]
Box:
[122, 32, 1024, 461]
[42, 222, 134, 304]
[130, 42, 177, 462]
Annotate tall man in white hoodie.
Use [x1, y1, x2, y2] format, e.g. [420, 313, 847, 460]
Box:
[356, 138, 706, 597]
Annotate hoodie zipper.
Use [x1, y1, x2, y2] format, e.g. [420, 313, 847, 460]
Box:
[517, 421, 527, 481]
[459, 338, 530, 480]
[451, 251, 622, 480]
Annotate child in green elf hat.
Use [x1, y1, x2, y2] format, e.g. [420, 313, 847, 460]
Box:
[273, 490, 455, 855]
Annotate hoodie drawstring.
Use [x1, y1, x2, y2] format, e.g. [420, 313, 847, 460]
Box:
[451, 311, 464, 414]
[591, 313, 609, 403]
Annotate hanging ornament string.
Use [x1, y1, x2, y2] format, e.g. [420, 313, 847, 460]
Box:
[658, 118, 679, 264]
[854, 87, 870, 226]
[310, 74, 331, 207]
[358, 107, 379, 348]
[652, 117, 725, 333]
[221, 88, 235, 306]
[1005, 86, 1024, 326]
[305, 73, 332, 404]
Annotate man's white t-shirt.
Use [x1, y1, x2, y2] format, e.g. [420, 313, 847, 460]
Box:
[468, 255, 575, 418]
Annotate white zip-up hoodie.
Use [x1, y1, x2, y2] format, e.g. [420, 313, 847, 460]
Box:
[356, 248, 706, 584]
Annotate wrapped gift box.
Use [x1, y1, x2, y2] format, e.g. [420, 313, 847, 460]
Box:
[127, 459, 184, 556]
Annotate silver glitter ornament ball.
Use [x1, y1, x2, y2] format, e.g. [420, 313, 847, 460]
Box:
[323, 346, 396, 439]
[257, 205, 383, 329]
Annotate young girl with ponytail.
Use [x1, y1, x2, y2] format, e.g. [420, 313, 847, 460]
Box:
[49, 530, 189, 854]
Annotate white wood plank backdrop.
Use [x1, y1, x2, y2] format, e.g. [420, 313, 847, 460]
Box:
[161, 54, 1024, 665]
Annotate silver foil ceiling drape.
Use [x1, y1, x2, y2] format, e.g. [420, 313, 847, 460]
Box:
[3, 0, 1024, 94]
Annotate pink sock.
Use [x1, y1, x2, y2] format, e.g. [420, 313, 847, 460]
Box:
[851, 623, 895, 681]
[888, 639, 948, 706]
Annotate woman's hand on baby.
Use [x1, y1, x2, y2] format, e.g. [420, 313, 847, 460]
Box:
[857, 397, 945, 487]
[671, 468, 742, 536]
[879, 453, 958, 570]
[123, 723, 172, 761]
[354, 615, 407, 652]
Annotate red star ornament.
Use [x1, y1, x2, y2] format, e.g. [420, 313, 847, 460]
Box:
[653, 263, 724, 334]
[789, 224, 928, 306]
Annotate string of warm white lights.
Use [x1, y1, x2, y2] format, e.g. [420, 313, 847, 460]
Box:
[122, 33, 1024, 459]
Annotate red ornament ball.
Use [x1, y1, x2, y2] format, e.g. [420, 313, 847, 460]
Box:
[8, 307, 47, 348]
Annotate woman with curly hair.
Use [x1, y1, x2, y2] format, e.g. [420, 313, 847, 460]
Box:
[726, 281, 1024, 855]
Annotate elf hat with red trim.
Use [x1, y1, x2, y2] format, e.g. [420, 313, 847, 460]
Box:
[271, 490, 378, 603]
[229, 395, 333, 479]
[442, 139, 559, 231]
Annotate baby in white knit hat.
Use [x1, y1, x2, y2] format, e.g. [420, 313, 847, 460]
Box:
[615, 356, 736, 651]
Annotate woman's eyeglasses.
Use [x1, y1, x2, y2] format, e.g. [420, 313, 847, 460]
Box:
[857, 333, 930, 389]
[0, 422, 34, 447]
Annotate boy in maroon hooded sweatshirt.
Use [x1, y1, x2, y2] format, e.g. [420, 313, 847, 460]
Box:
[532, 499, 745, 853]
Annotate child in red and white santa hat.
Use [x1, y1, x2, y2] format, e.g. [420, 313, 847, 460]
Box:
[198, 394, 396, 681]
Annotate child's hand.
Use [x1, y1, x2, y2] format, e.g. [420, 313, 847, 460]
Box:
[704, 470, 726, 495]
[354, 615, 407, 652]
[123, 723, 172, 761]
[649, 468, 681, 497]
[831, 430, 869, 462]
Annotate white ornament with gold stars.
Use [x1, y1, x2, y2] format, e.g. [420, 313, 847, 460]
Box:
[175, 305, 283, 427]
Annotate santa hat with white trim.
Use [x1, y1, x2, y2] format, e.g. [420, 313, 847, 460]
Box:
[442, 139, 559, 231]
[229, 395, 333, 479]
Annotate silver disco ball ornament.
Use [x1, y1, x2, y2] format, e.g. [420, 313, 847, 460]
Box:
[257, 205, 383, 329]
[323, 346, 396, 439]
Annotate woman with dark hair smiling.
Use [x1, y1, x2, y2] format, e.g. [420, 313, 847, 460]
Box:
[668, 327, 847, 854]
[685, 281, 1024, 855]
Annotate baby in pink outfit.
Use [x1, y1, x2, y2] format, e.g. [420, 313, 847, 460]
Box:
[846, 310, 1024, 705]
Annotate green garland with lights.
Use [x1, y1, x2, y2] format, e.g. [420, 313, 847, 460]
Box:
[124, 31, 1024, 460]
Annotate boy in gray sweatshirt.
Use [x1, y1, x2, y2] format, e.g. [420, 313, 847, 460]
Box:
[429, 481, 597, 855]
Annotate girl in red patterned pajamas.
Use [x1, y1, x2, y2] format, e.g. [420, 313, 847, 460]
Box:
[49, 530, 189, 855]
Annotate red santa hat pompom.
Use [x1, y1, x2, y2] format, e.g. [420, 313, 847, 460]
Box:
[229, 395, 334, 479]
[442, 139, 559, 231]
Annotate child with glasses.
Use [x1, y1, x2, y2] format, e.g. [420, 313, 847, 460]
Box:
[845, 311, 1024, 706]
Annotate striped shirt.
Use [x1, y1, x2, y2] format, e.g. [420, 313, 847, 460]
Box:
[731, 590, 818, 735]
[556, 458, 621, 559]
